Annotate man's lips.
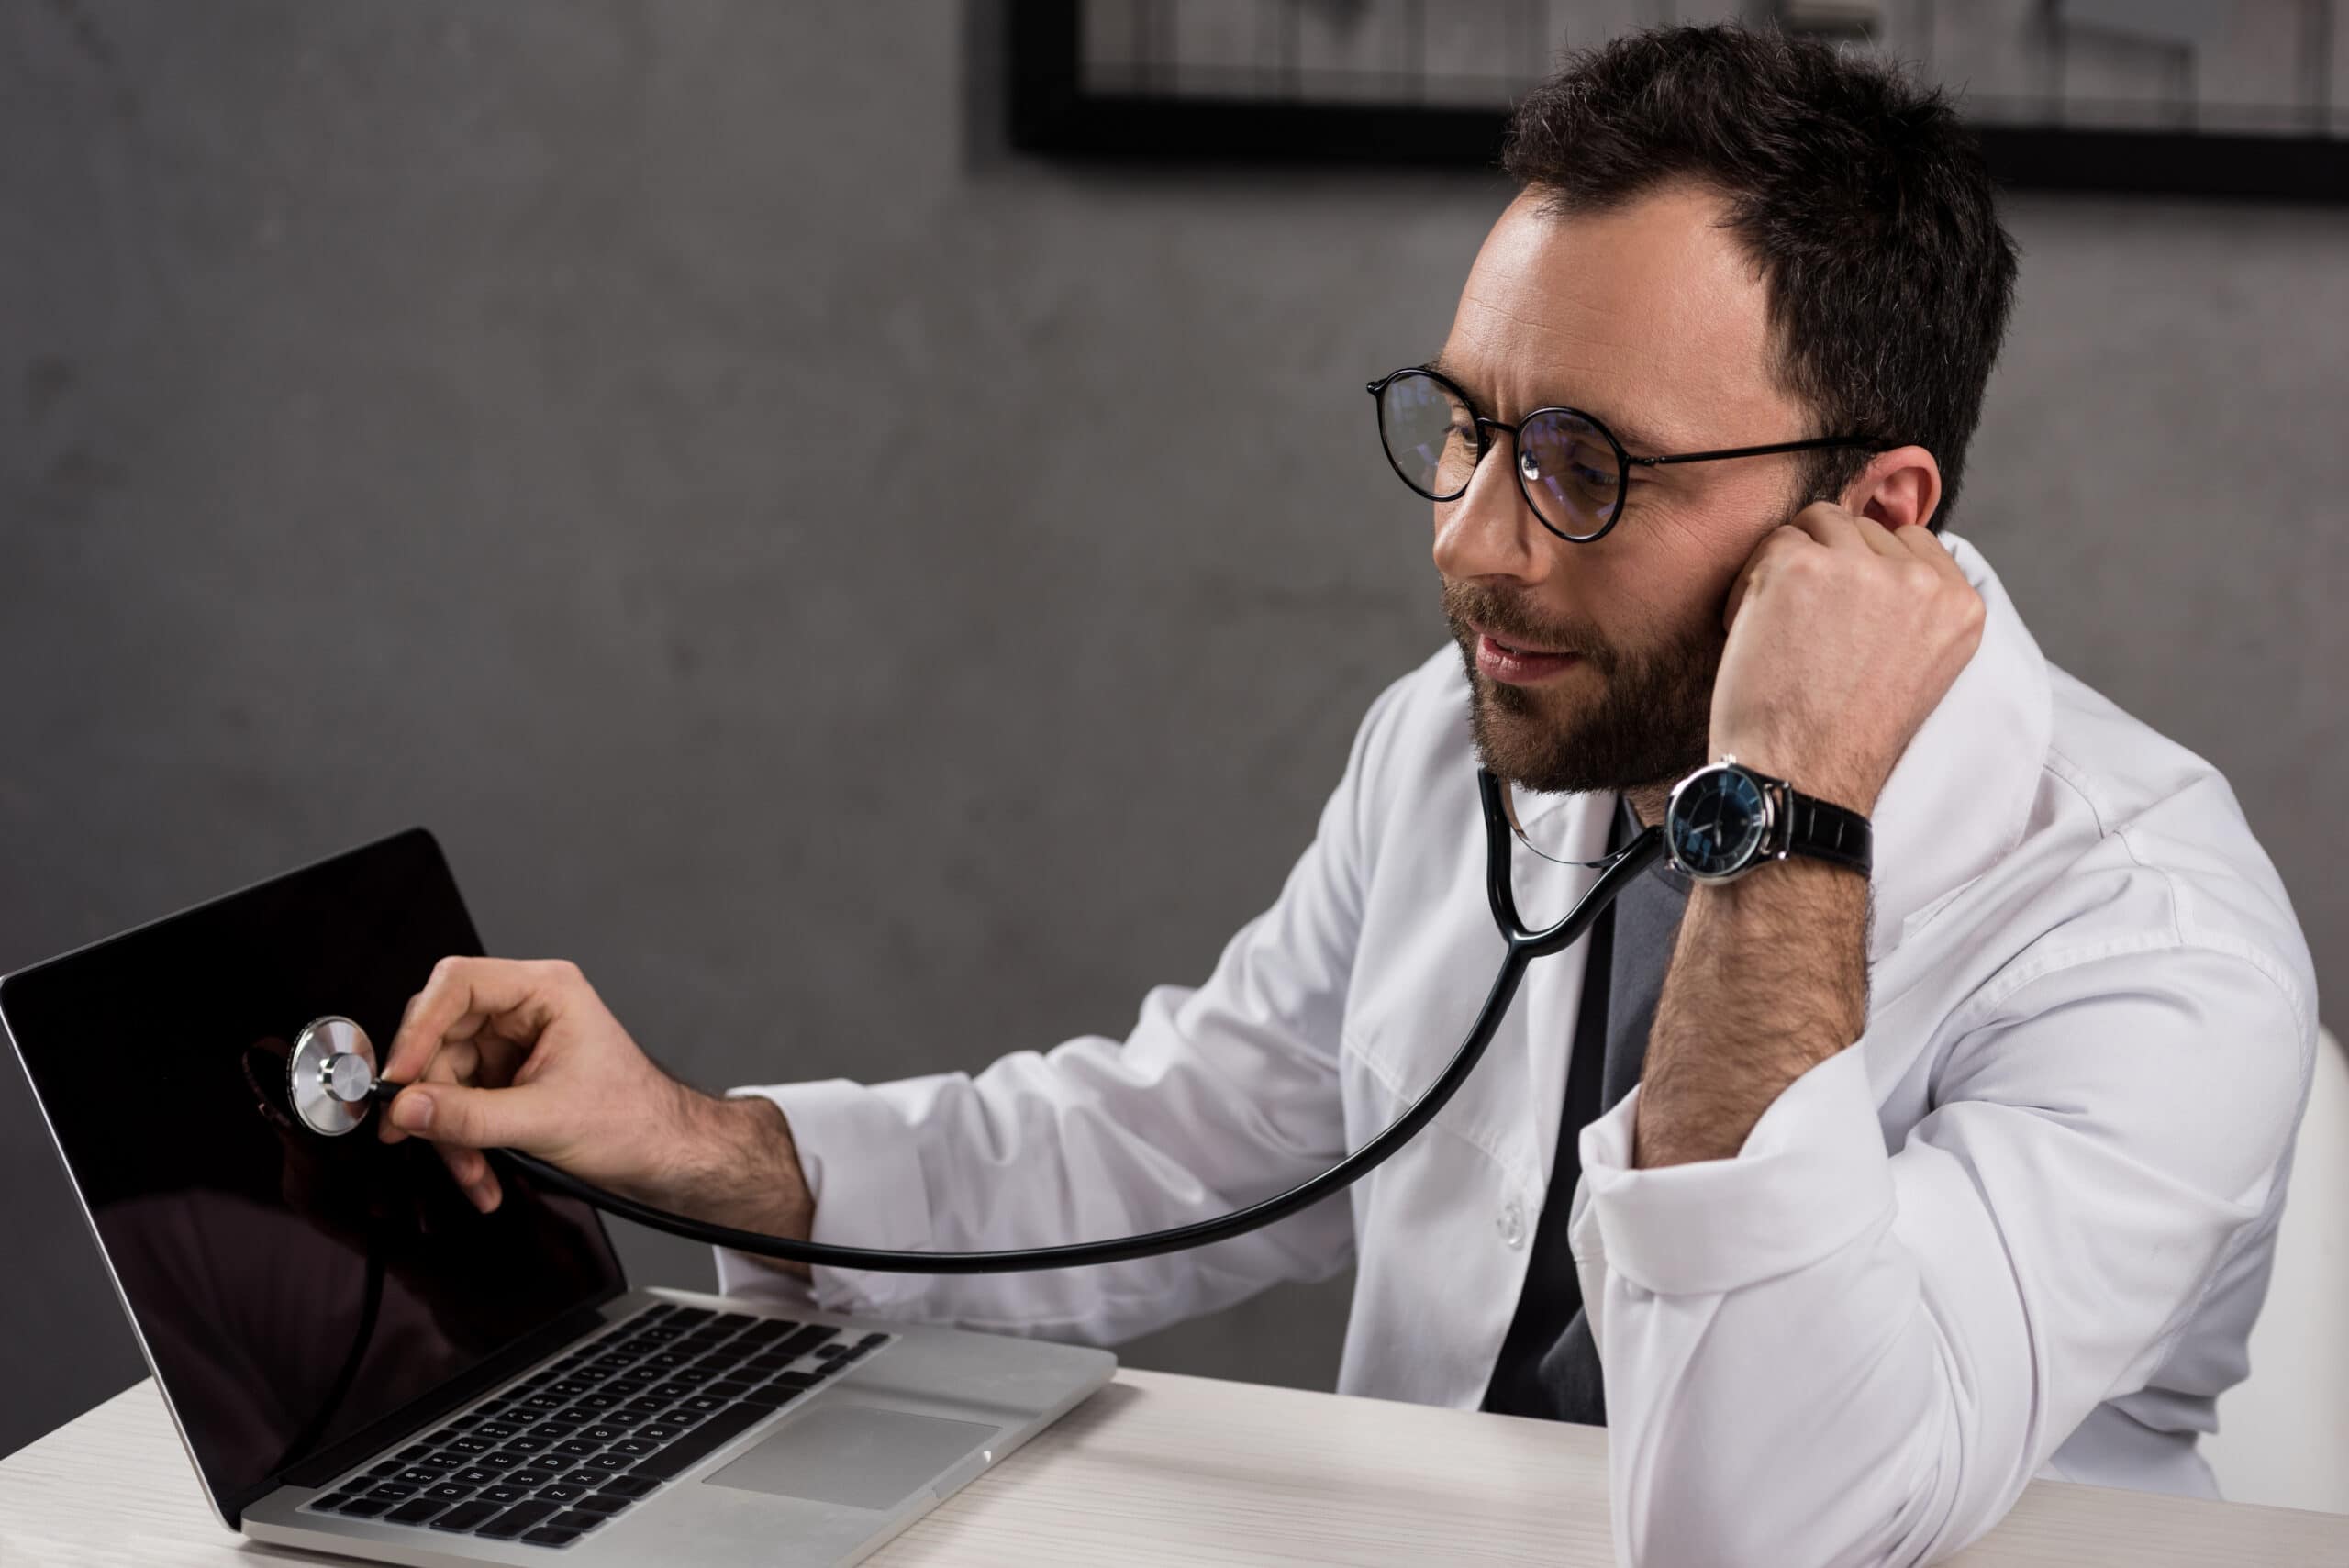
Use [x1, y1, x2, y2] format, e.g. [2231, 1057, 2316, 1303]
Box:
[1473, 627, 1583, 685]
[1468, 621, 1575, 658]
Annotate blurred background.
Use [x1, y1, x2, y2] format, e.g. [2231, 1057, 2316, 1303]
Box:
[3, 0, 2343, 1474]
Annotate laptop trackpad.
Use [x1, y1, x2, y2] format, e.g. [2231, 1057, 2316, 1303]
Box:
[703, 1405, 997, 1511]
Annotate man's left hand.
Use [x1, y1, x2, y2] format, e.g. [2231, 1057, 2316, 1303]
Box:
[1709, 507, 1985, 817]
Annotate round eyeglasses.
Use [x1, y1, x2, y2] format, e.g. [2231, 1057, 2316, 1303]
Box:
[1368, 365, 1883, 544]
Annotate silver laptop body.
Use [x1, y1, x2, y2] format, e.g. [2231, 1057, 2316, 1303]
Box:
[239, 1285, 1111, 1566]
[4, 828, 1114, 1567]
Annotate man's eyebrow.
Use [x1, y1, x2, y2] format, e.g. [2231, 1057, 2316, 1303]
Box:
[1419, 352, 1675, 458]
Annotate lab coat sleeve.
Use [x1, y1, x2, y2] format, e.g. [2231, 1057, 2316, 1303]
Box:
[1567, 944, 2312, 1568]
[710, 675, 1412, 1340]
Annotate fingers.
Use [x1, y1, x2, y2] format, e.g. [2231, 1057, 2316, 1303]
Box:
[1722, 522, 1807, 629]
[1887, 514, 1970, 584]
[1787, 502, 1910, 559]
[380, 957, 574, 1141]
[384, 957, 551, 1082]
[386, 1075, 559, 1156]
[431, 1140, 504, 1214]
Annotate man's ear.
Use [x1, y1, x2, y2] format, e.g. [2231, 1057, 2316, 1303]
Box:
[1841, 445, 1943, 532]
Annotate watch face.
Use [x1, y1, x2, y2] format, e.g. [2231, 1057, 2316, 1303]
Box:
[1668, 766, 1769, 879]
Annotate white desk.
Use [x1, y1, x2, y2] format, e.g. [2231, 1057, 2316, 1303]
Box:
[5, 1370, 2344, 1566]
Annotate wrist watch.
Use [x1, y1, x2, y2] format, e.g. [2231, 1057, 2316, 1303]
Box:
[1662, 755, 1873, 884]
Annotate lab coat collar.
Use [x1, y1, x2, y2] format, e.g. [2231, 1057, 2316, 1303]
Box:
[1504, 533, 2050, 965]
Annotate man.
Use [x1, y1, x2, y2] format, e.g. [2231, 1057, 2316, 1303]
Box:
[374, 27, 2316, 1567]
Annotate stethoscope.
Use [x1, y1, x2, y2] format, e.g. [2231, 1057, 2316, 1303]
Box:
[289, 768, 1663, 1273]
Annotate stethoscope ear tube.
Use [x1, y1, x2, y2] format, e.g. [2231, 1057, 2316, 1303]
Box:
[351, 770, 1663, 1273]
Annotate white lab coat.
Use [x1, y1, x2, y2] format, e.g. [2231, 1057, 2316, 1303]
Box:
[716, 534, 2317, 1568]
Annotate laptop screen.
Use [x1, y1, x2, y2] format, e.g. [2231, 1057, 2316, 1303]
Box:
[2, 829, 624, 1524]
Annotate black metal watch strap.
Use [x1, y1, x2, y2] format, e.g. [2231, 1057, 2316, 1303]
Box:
[1783, 788, 1873, 876]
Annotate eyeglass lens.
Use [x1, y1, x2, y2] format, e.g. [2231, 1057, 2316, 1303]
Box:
[1376, 371, 1624, 539]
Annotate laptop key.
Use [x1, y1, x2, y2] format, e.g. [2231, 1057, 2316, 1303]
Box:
[368, 1482, 418, 1500]
[575, 1492, 631, 1515]
[395, 1467, 444, 1486]
[478, 1483, 529, 1505]
[506, 1468, 557, 1487]
[478, 1451, 526, 1471]
[428, 1482, 477, 1503]
[448, 1435, 495, 1455]
[430, 1498, 506, 1533]
[559, 1469, 608, 1488]
[553, 1440, 600, 1458]
[336, 1496, 392, 1518]
[504, 1434, 551, 1454]
[367, 1460, 405, 1477]
[629, 1401, 767, 1482]
[585, 1452, 634, 1473]
[607, 1437, 657, 1457]
[771, 1325, 840, 1360]
[666, 1307, 717, 1326]
[477, 1499, 562, 1540]
[596, 1474, 660, 1499]
[678, 1394, 730, 1416]
[451, 1466, 499, 1486]
[550, 1508, 608, 1531]
[522, 1526, 584, 1546]
[534, 1482, 590, 1504]
[636, 1421, 688, 1442]
[475, 1419, 522, 1439]
[385, 1497, 449, 1526]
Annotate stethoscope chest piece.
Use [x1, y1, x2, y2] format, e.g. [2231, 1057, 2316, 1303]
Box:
[289, 1015, 383, 1136]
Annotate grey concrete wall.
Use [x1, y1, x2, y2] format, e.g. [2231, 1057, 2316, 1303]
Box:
[2, 0, 2341, 1467]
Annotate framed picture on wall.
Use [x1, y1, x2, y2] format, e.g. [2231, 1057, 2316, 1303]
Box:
[1008, 0, 2349, 201]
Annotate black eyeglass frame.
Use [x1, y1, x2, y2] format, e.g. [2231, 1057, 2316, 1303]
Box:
[1367, 364, 1886, 544]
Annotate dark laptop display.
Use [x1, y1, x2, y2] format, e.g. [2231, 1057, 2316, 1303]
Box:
[2, 829, 623, 1524]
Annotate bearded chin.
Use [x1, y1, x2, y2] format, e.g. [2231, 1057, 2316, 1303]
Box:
[1457, 624, 1722, 797]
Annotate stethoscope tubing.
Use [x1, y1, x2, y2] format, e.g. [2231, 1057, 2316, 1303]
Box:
[417, 771, 1664, 1273]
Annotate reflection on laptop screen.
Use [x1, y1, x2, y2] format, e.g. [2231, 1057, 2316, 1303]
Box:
[2, 830, 623, 1524]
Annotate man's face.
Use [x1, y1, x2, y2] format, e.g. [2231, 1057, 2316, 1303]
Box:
[1432, 183, 1817, 797]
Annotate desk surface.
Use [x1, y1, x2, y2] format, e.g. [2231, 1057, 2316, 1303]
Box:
[4, 1370, 2344, 1566]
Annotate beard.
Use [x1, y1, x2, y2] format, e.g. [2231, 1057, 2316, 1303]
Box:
[1442, 579, 1725, 797]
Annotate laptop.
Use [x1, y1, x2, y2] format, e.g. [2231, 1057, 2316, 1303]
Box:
[3, 828, 1114, 1565]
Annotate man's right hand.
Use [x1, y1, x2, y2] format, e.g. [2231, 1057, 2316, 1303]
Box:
[376, 957, 814, 1267]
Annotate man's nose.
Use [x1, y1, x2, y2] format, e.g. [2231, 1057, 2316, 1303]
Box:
[1431, 433, 1551, 585]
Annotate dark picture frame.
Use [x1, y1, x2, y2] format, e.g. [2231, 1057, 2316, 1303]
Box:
[1007, 0, 2349, 202]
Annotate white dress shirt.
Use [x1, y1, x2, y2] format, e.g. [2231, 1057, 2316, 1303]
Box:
[716, 533, 2317, 1567]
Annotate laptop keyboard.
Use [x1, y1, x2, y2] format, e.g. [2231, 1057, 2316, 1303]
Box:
[302, 1304, 890, 1548]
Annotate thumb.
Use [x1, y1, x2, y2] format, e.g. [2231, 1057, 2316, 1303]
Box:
[387, 1080, 557, 1153]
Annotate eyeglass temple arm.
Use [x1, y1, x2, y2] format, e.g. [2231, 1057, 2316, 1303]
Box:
[1631, 435, 1880, 468]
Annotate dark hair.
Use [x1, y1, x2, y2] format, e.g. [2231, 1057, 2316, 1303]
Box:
[1501, 25, 2018, 530]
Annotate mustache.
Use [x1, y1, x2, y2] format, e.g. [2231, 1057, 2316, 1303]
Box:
[1440, 581, 1616, 672]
